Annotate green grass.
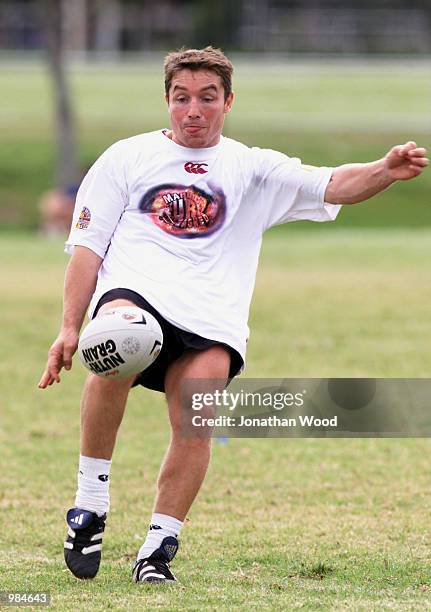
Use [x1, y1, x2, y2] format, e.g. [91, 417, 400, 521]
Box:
[1, 230, 431, 610]
[0, 59, 430, 228]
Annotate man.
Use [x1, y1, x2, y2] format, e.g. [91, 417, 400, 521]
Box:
[38, 47, 428, 583]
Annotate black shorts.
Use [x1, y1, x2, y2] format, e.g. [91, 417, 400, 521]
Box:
[93, 288, 243, 393]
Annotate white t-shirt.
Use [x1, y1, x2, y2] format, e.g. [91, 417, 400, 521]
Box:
[66, 129, 341, 363]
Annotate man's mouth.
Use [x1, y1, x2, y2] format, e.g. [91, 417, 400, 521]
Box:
[184, 125, 205, 134]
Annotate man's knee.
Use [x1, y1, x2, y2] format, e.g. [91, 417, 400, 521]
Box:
[96, 298, 137, 317]
[191, 345, 231, 379]
[165, 346, 231, 403]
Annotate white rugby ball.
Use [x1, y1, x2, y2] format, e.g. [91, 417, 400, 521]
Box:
[78, 306, 163, 379]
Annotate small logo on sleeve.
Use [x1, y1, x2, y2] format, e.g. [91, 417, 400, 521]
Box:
[184, 162, 208, 174]
[76, 206, 91, 229]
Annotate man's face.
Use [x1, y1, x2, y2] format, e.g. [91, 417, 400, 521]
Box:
[166, 69, 234, 148]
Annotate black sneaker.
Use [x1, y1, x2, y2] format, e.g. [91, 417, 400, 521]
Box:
[132, 536, 179, 583]
[64, 508, 106, 579]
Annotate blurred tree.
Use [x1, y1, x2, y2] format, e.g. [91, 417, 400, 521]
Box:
[40, 0, 78, 190]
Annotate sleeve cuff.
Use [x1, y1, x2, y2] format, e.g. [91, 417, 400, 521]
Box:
[319, 167, 342, 222]
[64, 240, 107, 259]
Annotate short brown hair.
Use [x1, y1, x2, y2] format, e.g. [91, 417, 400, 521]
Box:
[164, 46, 233, 100]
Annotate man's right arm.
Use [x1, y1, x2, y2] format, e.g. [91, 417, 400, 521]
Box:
[38, 246, 103, 389]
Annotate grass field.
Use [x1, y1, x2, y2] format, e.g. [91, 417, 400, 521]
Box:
[1, 230, 431, 610]
[0, 58, 430, 228]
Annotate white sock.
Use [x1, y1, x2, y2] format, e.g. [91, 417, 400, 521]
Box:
[137, 513, 183, 560]
[74, 455, 112, 517]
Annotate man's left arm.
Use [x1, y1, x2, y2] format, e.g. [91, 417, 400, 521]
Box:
[325, 141, 429, 205]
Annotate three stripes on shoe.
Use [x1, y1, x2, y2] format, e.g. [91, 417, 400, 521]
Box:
[64, 526, 103, 555]
[133, 559, 174, 582]
[64, 509, 104, 555]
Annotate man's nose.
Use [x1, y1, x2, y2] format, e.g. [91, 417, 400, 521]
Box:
[187, 98, 201, 118]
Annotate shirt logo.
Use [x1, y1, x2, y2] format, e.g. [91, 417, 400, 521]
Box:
[76, 206, 91, 229]
[184, 162, 208, 174]
[139, 183, 226, 239]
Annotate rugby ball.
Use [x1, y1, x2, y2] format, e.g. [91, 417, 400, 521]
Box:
[78, 306, 163, 379]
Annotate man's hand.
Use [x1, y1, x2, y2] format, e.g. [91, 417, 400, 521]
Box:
[38, 328, 79, 389]
[37, 246, 103, 390]
[384, 141, 429, 181]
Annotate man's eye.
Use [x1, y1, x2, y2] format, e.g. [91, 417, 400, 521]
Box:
[176, 97, 187, 103]
[202, 97, 214, 103]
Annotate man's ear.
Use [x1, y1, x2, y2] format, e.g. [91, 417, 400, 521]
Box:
[224, 91, 234, 114]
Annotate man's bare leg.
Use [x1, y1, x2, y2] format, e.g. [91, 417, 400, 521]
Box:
[64, 299, 138, 579]
[80, 374, 135, 460]
[79, 298, 138, 459]
[155, 345, 230, 519]
[133, 345, 230, 581]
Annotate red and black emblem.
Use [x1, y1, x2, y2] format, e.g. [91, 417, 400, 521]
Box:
[139, 183, 225, 238]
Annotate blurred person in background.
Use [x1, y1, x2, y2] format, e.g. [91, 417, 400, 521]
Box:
[38, 168, 90, 236]
[38, 184, 78, 237]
